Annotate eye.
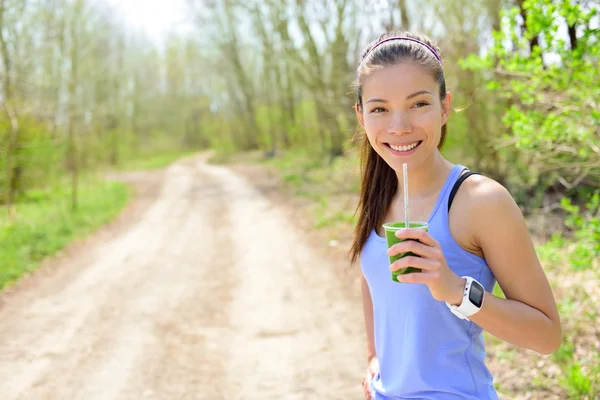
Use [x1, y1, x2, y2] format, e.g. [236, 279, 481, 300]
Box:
[370, 107, 386, 113]
[413, 101, 430, 108]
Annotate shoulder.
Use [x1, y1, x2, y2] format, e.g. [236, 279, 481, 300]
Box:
[462, 174, 519, 211]
[459, 174, 516, 210]
[454, 172, 526, 244]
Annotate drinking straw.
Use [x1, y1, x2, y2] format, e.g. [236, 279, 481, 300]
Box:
[403, 163, 409, 228]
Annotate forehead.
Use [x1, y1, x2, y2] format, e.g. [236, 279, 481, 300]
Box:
[361, 62, 439, 98]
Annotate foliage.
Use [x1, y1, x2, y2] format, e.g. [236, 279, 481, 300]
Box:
[259, 145, 600, 399]
[0, 0, 209, 214]
[462, 0, 600, 189]
[116, 150, 198, 171]
[560, 192, 600, 270]
[2, 0, 600, 397]
[0, 117, 65, 202]
[0, 178, 129, 289]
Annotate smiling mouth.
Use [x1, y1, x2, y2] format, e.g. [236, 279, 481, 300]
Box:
[385, 141, 423, 153]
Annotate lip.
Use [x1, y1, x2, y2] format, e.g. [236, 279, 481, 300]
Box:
[385, 141, 423, 156]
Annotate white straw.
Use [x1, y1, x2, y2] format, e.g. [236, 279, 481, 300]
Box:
[403, 163, 409, 228]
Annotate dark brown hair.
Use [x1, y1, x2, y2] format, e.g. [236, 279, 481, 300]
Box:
[349, 31, 447, 265]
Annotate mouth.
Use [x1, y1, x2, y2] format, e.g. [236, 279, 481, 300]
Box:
[385, 141, 423, 155]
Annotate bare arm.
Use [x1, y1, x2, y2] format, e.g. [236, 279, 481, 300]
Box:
[361, 274, 377, 362]
[461, 178, 562, 354]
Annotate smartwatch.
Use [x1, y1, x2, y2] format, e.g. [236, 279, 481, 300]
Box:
[445, 276, 485, 320]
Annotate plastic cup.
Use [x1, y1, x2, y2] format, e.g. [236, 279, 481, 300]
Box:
[382, 222, 429, 282]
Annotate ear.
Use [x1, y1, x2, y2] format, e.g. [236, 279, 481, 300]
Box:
[441, 91, 452, 126]
[355, 103, 365, 127]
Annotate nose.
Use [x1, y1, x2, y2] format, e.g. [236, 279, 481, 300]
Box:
[387, 111, 412, 135]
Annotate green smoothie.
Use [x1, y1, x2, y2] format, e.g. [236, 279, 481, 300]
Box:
[382, 222, 429, 282]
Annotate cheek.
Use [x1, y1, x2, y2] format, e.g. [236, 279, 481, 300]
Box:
[363, 122, 381, 147]
[364, 128, 389, 159]
[415, 110, 443, 137]
[363, 116, 385, 137]
[414, 109, 439, 126]
[364, 130, 378, 149]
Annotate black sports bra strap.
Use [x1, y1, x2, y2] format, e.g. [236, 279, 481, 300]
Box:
[448, 171, 481, 212]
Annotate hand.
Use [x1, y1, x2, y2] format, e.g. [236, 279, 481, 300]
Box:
[387, 228, 465, 305]
[362, 357, 379, 400]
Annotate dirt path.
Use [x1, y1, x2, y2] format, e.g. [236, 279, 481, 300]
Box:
[0, 155, 365, 400]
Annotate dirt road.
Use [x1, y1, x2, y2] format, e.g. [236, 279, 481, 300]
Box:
[0, 156, 365, 400]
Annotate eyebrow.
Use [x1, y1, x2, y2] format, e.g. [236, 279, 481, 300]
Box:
[407, 90, 433, 99]
[365, 90, 433, 104]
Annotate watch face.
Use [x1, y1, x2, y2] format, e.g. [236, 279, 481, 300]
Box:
[469, 281, 485, 308]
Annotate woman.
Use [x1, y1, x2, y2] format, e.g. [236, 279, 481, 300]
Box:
[350, 31, 562, 400]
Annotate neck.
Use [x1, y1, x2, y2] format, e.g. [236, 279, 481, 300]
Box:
[395, 151, 453, 199]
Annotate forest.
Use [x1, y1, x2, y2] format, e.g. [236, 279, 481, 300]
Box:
[1, 0, 598, 398]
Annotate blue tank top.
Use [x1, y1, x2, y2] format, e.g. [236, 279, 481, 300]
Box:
[361, 164, 499, 400]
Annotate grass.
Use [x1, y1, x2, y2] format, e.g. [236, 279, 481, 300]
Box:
[0, 150, 196, 291]
[230, 148, 600, 400]
[0, 176, 130, 290]
[117, 149, 198, 171]
[264, 150, 361, 243]
[561, 363, 594, 398]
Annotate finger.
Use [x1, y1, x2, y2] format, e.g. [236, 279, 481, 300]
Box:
[387, 239, 437, 258]
[394, 228, 438, 247]
[390, 256, 440, 272]
[397, 271, 440, 284]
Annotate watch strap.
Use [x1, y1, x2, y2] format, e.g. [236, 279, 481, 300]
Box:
[446, 276, 484, 320]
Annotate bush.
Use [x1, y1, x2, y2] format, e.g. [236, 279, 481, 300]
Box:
[462, 0, 600, 190]
[560, 192, 600, 270]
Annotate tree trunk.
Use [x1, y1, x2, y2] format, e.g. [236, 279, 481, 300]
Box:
[222, 0, 259, 150]
[272, 5, 295, 146]
[110, 34, 125, 166]
[252, 4, 277, 152]
[398, 0, 410, 29]
[516, 0, 540, 53]
[0, 0, 19, 221]
[131, 71, 140, 156]
[568, 24, 577, 50]
[67, 0, 83, 211]
[296, 0, 339, 154]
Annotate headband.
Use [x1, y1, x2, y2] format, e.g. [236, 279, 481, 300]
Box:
[360, 36, 442, 66]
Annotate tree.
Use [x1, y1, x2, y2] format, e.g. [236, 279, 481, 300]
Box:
[464, 0, 600, 189]
[0, 0, 25, 220]
[292, 0, 357, 158]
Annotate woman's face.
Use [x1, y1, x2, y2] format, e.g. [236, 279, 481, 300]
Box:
[356, 61, 451, 171]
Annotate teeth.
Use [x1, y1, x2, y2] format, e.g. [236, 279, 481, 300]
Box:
[390, 142, 419, 152]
